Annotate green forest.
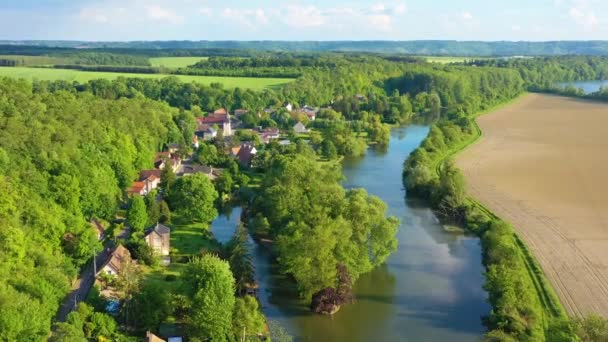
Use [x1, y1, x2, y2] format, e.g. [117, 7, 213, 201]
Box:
[1, 49, 608, 341]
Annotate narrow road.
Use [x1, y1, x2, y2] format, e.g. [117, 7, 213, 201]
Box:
[54, 247, 111, 322]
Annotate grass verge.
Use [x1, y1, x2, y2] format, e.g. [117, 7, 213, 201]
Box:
[433, 93, 568, 327]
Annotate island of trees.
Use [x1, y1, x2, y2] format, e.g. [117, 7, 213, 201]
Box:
[0, 49, 607, 341]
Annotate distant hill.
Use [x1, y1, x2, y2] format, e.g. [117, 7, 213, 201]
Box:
[2, 40, 608, 56]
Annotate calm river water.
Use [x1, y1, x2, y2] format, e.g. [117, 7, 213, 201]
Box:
[211, 126, 488, 341]
[559, 80, 608, 94]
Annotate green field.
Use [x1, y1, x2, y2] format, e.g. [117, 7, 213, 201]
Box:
[149, 57, 209, 68]
[423, 56, 488, 64]
[0, 67, 293, 90]
[0, 55, 69, 66]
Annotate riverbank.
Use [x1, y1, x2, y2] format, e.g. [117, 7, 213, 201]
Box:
[403, 93, 571, 340]
[457, 93, 608, 319]
[229, 126, 488, 342]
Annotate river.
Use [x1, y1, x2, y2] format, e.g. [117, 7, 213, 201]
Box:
[211, 126, 488, 341]
[559, 80, 608, 94]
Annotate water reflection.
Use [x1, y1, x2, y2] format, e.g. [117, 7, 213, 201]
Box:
[210, 126, 488, 342]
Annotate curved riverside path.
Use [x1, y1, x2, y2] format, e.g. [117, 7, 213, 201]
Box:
[457, 94, 608, 318]
[212, 126, 489, 341]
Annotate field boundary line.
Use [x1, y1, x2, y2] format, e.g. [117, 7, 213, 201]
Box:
[433, 92, 569, 326]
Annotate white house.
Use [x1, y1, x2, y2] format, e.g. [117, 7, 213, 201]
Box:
[293, 122, 309, 134]
[144, 223, 171, 256]
[100, 245, 132, 276]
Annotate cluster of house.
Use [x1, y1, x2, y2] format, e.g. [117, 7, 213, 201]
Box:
[125, 105, 319, 194]
[99, 222, 172, 276]
[127, 145, 217, 196]
[195, 108, 233, 140]
[282, 103, 319, 121]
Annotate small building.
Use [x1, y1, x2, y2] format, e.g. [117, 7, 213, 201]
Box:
[155, 152, 181, 172]
[127, 181, 147, 196]
[146, 331, 166, 342]
[144, 223, 171, 256]
[196, 108, 232, 136]
[192, 135, 200, 149]
[177, 164, 215, 179]
[293, 122, 309, 134]
[301, 105, 318, 121]
[230, 146, 241, 157]
[234, 143, 257, 166]
[195, 124, 217, 140]
[259, 127, 280, 144]
[285, 103, 293, 112]
[139, 170, 161, 194]
[101, 245, 132, 276]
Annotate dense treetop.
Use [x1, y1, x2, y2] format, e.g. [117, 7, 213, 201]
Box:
[0, 77, 181, 339]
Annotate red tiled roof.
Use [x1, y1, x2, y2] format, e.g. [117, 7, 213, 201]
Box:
[128, 181, 146, 194]
[139, 169, 161, 181]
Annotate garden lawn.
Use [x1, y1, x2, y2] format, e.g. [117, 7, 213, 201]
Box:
[169, 216, 220, 257]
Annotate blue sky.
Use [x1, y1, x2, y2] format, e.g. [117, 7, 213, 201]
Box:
[0, 0, 605, 41]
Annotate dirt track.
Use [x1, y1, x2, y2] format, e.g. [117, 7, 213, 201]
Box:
[456, 93, 608, 318]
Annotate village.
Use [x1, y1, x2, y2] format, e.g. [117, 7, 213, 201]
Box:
[85, 103, 319, 342]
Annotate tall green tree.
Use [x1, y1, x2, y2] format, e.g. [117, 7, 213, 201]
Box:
[160, 163, 177, 194]
[254, 154, 398, 300]
[127, 196, 148, 232]
[168, 173, 218, 222]
[185, 255, 236, 341]
[232, 296, 266, 341]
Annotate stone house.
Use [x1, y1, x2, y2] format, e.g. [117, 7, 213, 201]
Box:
[144, 223, 171, 256]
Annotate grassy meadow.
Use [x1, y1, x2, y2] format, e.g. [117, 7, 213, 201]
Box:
[149, 56, 209, 68]
[0, 55, 69, 66]
[423, 56, 487, 64]
[0, 66, 294, 90]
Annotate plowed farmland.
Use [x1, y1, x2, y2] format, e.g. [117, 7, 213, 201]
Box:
[457, 93, 608, 317]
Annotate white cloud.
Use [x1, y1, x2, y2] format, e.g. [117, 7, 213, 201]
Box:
[461, 11, 473, 21]
[221, 7, 270, 28]
[370, 2, 407, 15]
[199, 7, 212, 16]
[569, 7, 598, 30]
[369, 14, 393, 32]
[78, 8, 109, 23]
[281, 5, 325, 28]
[255, 9, 269, 24]
[145, 5, 184, 24]
[395, 3, 408, 15]
[371, 3, 387, 13]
